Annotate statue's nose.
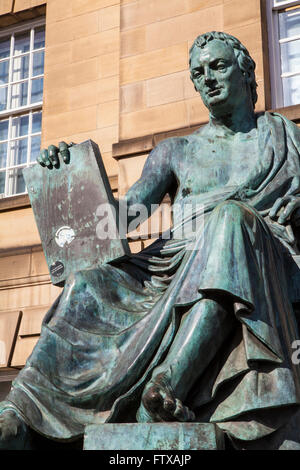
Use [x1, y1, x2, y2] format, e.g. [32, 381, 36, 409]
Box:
[204, 72, 214, 85]
[204, 68, 215, 85]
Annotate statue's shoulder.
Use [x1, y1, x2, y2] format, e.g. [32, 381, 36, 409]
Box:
[153, 124, 209, 152]
[264, 110, 300, 146]
[150, 127, 209, 167]
[151, 135, 189, 163]
[155, 135, 189, 150]
[263, 110, 300, 133]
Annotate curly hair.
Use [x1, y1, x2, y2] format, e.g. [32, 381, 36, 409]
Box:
[189, 31, 258, 107]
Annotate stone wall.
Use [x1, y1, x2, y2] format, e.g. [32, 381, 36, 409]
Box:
[119, 0, 267, 142]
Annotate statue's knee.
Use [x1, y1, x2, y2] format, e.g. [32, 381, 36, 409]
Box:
[213, 200, 250, 223]
[66, 267, 101, 292]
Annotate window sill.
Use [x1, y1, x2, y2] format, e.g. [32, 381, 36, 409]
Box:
[0, 193, 30, 212]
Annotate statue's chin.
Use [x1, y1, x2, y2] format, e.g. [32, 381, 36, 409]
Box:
[206, 101, 232, 118]
[202, 93, 229, 112]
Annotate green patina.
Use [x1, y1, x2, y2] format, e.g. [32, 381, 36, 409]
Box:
[1, 31, 300, 450]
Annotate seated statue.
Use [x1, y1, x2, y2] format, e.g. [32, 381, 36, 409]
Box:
[1, 31, 300, 450]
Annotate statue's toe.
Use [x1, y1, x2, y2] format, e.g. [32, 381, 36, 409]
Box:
[173, 398, 195, 422]
[137, 370, 195, 423]
[163, 396, 176, 414]
[143, 386, 162, 411]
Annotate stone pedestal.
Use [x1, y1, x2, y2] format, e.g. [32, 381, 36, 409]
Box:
[83, 423, 224, 450]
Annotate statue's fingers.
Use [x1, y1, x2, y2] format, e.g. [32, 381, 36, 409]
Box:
[38, 149, 50, 167]
[58, 141, 70, 164]
[36, 154, 46, 167]
[278, 199, 298, 224]
[269, 198, 286, 219]
[286, 224, 296, 244]
[48, 145, 59, 166]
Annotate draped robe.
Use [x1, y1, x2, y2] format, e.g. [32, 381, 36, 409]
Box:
[2, 111, 300, 447]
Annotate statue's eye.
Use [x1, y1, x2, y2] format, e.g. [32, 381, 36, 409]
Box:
[217, 63, 226, 71]
[193, 70, 203, 79]
[192, 66, 204, 79]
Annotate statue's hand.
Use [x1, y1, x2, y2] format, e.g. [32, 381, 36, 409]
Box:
[269, 195, 300, 225]
[37, 141, 73, 168]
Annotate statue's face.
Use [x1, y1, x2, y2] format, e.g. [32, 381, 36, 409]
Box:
[190, 39, 247, 115]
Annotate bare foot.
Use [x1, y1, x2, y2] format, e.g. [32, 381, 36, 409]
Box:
[137, 372, 195, 423]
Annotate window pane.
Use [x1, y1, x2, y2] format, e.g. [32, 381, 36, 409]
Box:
[8, 167, 26, 194]
[0, 171, 5, 193]
[0, 120, 8, 141]
[11, 115, 29, 139]
[12, 55, 29, 82]
[0, 37, 10, 59]
[272, 0, 290, 7]
[30, 77, 43, 103]
[0, 86, 8, 111]
[34, 26, 45, 50]
[11, 82, 28, 108]
[31, 135, 41, 162]
[32, 51, 44, 77]
[0, 60, 9, 85]
[14, 32, 30, 55]
[279, 8, 300, 40]
[0, 142, 7, 168]
[16, 168, 26, 193]
[282, 74, 300, 106]
[10, 138, 28, 165]
[280, 39, 300, 74]
[32, 112, 42, 133]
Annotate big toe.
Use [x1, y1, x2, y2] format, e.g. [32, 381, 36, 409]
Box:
[143, 386, 164, 412]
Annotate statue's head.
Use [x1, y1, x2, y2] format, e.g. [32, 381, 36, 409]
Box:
[189, 31, 258, 115]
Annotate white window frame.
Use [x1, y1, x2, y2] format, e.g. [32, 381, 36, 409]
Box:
[267, 0, 300, 108]
[0, 17, 45, 198]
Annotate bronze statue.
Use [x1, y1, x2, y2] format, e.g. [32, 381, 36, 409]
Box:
[1, 31, 300, 450]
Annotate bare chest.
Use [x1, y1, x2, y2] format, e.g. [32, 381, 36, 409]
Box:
[173, 132, 259, 200]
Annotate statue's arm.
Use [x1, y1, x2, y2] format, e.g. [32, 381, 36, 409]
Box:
[120, 139, 176, 227]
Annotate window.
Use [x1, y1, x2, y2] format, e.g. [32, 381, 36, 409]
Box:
[0, 19, 45, 197]
[267, 0, 300, 108]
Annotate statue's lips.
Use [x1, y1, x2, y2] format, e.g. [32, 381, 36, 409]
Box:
[207, 88, 222, 97]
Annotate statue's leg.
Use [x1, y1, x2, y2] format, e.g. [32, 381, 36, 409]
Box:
[137, 298, 235, 422]
[0, 409, 32, 449]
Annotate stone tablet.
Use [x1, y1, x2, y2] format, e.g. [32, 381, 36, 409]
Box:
[83, 423, 224, 450]
[23, 140, 130, 286]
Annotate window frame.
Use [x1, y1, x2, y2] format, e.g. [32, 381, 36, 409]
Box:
[267, 0, 300, 108]
[0, 17, 45, 198]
